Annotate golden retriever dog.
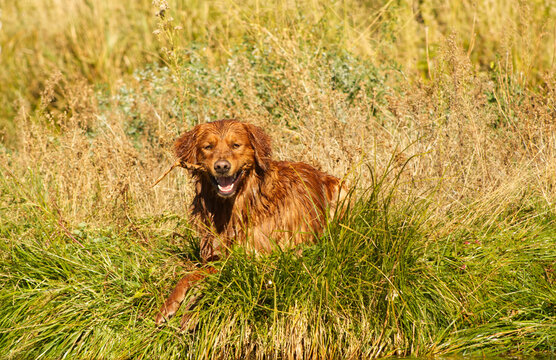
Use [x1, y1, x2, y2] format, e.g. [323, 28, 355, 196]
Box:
[155, 119, 344, 327]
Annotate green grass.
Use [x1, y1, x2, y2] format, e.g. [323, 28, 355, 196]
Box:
[1, 167, 554, 358]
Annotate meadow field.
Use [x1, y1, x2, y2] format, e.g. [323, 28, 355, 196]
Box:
[0, 0, 555, 358]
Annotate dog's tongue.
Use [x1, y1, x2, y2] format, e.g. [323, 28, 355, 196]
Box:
[217, 176, 235, 194]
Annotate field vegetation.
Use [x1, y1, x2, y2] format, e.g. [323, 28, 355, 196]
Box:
[0, 0, 555, 358]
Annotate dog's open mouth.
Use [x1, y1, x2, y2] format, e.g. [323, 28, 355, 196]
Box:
[212, 171, 243, 196]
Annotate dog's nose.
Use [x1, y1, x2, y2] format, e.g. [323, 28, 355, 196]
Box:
[214, 160, 231, 174]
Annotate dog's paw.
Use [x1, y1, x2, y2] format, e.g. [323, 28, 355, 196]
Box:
[155, 300, 180, 326]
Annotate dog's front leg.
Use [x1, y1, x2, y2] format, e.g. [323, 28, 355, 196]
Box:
[155, 266, 216, 326]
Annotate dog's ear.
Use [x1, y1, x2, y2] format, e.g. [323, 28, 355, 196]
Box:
[244, 123, 272, 171]
[173, 127, 198, 164]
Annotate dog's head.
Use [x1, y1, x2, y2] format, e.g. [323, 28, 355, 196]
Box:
[174, 119, 272, 197]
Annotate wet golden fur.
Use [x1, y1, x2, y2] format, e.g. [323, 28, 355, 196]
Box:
[156, 119, 343, 326]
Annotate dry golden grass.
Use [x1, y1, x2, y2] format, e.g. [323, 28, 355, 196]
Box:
[2, 29, 554, 232]
[1, 0, 554, 137]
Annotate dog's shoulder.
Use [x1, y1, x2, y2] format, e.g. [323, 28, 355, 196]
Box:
[262, 160, 340, 203]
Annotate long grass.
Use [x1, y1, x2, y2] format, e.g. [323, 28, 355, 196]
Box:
[1, 0, 554, 144]
[1, 0, 555, 358]
[1, 164, 554, 358]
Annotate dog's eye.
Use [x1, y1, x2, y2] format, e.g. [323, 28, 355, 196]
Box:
[232, 143, 241, 149]
[203, 144, 213, 150]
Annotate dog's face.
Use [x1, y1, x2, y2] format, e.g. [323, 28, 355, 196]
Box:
[196, 122, 255, 197]
[174, 120, 272, 198]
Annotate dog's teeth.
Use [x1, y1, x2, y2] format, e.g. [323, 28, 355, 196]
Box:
[218, 184, 234, 193]
[215, 174, 241, 195]
[216, 176, 236, 193]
